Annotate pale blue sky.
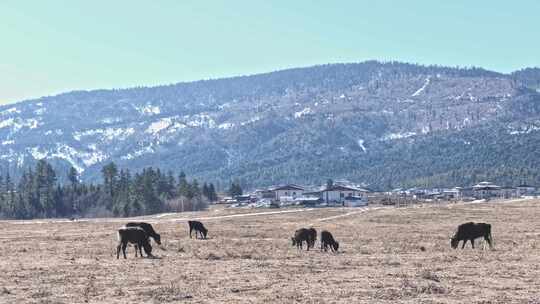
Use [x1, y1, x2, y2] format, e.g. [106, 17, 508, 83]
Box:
[1, 1, 539, 104]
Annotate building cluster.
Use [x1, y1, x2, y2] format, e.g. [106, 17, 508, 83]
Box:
[388, 182, 538, 201]
[221, 180, 538, 209]
[223, 181, 370, 208]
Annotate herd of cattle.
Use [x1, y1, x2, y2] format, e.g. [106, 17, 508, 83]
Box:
[116, 220, 494, 259]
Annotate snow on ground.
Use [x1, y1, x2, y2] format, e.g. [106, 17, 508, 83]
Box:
[101, 117, 123, 124]
[146, 118, 172, 134]
[184, 114, 216, 128]
[294, 107, 312, 118]
[382, 132, 417, 141]
[411, 76, 431, 97]
[135, 104, 161, 115]
[0, 107, 20, 116]
[121, 144, 155, 160]
[73, 127, 135, 141]
[218, 122, 235, 130]
[240, 116, 261, 126]
[357, 139, 367, 152]
[34, 108, 46, 115]
[0, 118, 40, 132]
[1, 140, 14, 145]
[508, 124, 540, 135]
[28, 144, 108, 172]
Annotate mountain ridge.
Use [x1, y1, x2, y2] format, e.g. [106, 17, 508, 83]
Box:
[1, 60, 540, 190]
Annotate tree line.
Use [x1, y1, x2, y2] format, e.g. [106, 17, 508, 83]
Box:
[0, 160, 220, 219]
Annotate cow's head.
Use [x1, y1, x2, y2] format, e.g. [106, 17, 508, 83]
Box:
[154, 233, 162, 245]
[143, 242, 153, 256]
[291, 237, 296, 246]
[450, 237, 459, 249]
[332, 241, 339, 252]
[201, 227, 208, 239]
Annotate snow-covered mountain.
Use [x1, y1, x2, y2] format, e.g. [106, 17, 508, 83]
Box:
[1, 61, 540, 189]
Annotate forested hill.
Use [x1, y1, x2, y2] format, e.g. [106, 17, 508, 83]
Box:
[1, 61, 540, 190]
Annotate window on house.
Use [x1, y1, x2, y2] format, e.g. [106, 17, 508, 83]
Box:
[340, 193, 344, 198]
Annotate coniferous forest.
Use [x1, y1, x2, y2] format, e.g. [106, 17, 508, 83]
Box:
[0, 160, 218, 219]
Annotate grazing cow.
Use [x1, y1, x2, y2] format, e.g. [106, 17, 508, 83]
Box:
[320, 230, 339, 252]
[117, 226, 153, 259]
[451, 222, 493, 250]
[291, 228, 312, 250]
[188, 221, 208, 239]
[126, 222, 161, 245]
[307, 228, 317, 249]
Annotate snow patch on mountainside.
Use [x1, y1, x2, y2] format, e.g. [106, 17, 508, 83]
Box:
[0, 118, 40, 131]
[73, 127, 135, 141]
[121, 144, 155, 160]
[357, 139, 367, 152]
[382, 132, 417, 141]
[508, 124, 540, 135]
[412, 76, 431, 97]
[135, 104, 161, 116]
[240, 116, 261, 126]
[218, 122, 235, 130]
[184, 114, 216, 128]
[294, 107, 312, 118]
[0, 107, 20, 116]
[146, 118, 172, 134]
[29, 144, 108, 172]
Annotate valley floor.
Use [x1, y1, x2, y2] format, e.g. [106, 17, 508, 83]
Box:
[1, 200, 540, 303]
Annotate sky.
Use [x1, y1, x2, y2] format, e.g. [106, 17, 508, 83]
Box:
[1, 0, 539, 104]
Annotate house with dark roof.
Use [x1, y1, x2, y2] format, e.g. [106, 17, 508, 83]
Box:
[272, 184, 305, 201]
[517, 184, 536, 196]
[320, 185, 369, 204]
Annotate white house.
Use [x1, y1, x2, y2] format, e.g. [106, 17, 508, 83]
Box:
[472, 181, 501, 199]
[343, 196, 368, 207]
[321, 185, 369, 204]
[517, 184, 536, 196]
[272, 184, 304, 201]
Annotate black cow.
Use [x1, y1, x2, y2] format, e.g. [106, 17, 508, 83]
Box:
[116, 226, 153, 259]
[126, 222, 161, 245]
[320, 230, 339, 252]
[451, 222, 493, 249]
[188, 220, 208, 239]
[291, 228, 312, 250]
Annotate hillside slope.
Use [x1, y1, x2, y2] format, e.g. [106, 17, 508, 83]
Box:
[1, 61, 540, 189]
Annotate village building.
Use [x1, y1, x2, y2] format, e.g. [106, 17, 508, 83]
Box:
[320, 185, 369, 204]
[343, 195, 368, 207]
[472, 181, 501, 199]
[517, 184, 536, 196]
[272, 184, 304, 201]
[500, 186, 518, 199]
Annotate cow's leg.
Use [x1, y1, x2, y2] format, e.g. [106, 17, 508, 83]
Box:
[486, 235, 493, 249]
[122, 243, 127, 259]
[134, 244, 138, 257]
[461, 240, 467, 249]
[116, 244, 121, 259]
[138, 242, 144, 257]
[471, 239, 475, 249]
[189, 227, 193, 239]
[320, 241, 324, 251]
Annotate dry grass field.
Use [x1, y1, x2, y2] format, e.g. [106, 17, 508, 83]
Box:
[1, 199, 540, 303]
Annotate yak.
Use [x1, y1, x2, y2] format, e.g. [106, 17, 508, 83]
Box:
[116, 226, 153, 259]
[451, 222, 493, 250]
